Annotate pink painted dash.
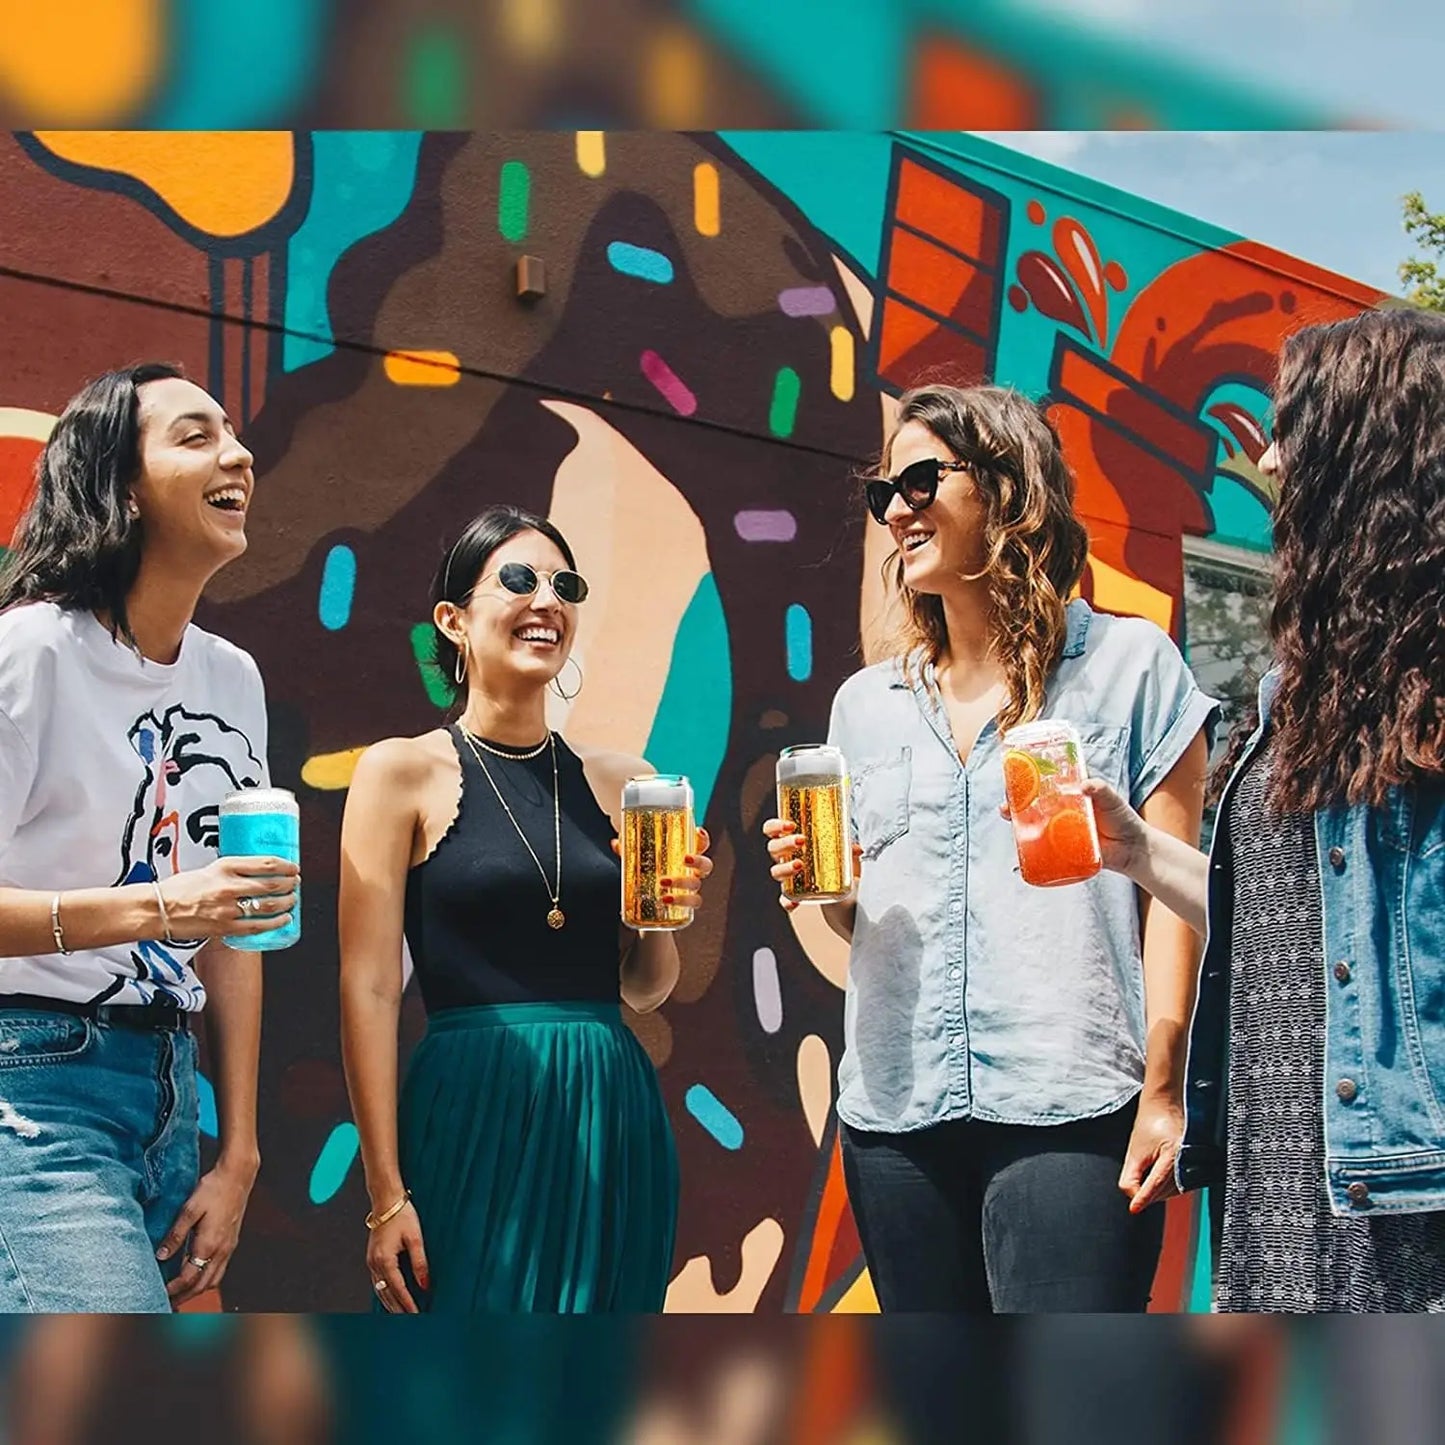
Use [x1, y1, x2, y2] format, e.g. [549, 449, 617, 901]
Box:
[640, 350, 697, 415]
[778, 286, 837, 317]
[734, 510, 797, 542]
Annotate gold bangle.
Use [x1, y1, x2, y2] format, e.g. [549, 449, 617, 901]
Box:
[365, 1190, 412, 1230]
[50, 893, 72, 956]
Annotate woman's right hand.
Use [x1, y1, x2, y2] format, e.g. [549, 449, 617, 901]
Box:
[156, 857, 299, 939]
[762, 819, 863, 912]
[366, 1201, 429, 1314]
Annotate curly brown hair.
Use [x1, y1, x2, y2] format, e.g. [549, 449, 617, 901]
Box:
[1265, 306, 1445, 811]
[879, 384, 1090, 732]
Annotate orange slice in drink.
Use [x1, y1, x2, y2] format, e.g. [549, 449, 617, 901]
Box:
[1003, 749, 1043, 812]
[1045, 806, 1100, 878]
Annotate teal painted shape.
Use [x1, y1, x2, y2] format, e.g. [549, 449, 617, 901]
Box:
[606, 242, 675, 284]
[684, 1085, 744, 1150]
[309, 1121, 360, 1205]
[1186, 1187, 1214, 1312]
[165, 1316, 237, 1350]
[717, 132, 897, 277]
[1200, 380, 1275, 553]
[148, 0, 327, 127]
[1277, 1323, 1326, 1445]
[284, 132, 424, 372]
[319, 544, 357, 631]
[197, 1071, 217, 1137]
[686, 0, 906, 128]
[785, 603, 812, 681]
[642, 574, 731, 823]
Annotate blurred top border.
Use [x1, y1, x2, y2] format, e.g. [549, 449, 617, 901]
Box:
[0, 0, 1388, 131]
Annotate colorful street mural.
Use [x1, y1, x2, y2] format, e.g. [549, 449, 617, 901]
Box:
[0, 1, 1330, 131]
[0, 130, 1387, 1313]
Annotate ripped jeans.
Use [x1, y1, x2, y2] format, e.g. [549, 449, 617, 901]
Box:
[0, 1006, 198, 1311]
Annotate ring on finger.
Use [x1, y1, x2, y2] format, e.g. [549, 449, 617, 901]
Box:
[187, 1254, 212, 1270]
[237, 897, 257, 917]
[373, 1278, 389, 1294]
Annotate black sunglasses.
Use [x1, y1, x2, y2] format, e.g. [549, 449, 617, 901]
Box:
[863, 458, 970, 526]
[467, 561, 590, 605]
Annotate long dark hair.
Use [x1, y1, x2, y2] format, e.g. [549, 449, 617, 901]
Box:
[429, 504, 578, 704]
[1265, 307, 1445, 810]
[880, 384, 1090, 732]
[0, 361, 186, 645]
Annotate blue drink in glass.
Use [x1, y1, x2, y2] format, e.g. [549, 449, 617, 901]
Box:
[218, 787, 301, 951]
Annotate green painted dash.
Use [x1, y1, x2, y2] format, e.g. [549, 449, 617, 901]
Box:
[769, 367, 800, 438]
[498, 160, 530, 243]
[410, 623, 454, 709]
[405, 25, 465, 128]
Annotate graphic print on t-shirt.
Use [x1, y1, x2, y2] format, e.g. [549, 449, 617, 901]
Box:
[112, 703, 265, 1006]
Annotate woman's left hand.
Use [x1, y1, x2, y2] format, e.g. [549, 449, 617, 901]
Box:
[157, 1155, 258, 1303]
[663, 827, 713, 913]
[1119, 1096, 1183, 1214]
[610, 828, 714, 913]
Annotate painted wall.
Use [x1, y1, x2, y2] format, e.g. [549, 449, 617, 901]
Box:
[0, 130, 1386, 1312]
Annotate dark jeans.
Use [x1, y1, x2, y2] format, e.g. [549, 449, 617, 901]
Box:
[840, 1103, 1164, 1313]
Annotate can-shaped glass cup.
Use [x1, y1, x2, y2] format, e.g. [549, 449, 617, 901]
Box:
[621, 774, 694, 931]
[218, 787, 301, 950]
[776, 744, 854, 903]
[999, 720, 1102, 888]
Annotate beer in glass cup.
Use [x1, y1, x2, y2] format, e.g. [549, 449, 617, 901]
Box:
[621, 774, 694, 931]
[999, 720, 1102, 887]
[776, 744, 854, 903]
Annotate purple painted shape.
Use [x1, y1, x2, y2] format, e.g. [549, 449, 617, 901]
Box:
[640, 349, 697, 416]
[778, 286, 837, 317]
[734, 509, 797, 543]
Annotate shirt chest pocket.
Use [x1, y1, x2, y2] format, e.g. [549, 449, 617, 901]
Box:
[850, 748, 912, 860]
[1073, 724, 1129, 792]
[1375, 785, 1445, 860]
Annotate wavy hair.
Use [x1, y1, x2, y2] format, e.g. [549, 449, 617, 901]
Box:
[879, 384, 1090, 732]
[0, 362, 185, 645]
[1264, 307, 1445, 811]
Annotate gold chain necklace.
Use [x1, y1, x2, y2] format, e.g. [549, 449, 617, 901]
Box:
[460, 725, 550, 761]
[457, 726, 565, 929]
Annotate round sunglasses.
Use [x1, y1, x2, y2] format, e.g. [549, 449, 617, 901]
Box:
[467, 561, 590, 605]
[863, 458, 970, 525]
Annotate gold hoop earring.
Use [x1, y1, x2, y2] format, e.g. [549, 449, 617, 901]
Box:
[453, 642, 468, 687]
[549, 655, 583, 702]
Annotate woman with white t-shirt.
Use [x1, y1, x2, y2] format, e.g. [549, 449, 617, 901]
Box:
[0, 362, 297, 1312]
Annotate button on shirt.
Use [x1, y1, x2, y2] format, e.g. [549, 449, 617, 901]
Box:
[826, 600, 1220, 1132]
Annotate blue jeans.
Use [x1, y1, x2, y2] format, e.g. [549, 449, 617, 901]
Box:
[0, 1007, 199, 1311]
[841, 1104, 1165, 1312]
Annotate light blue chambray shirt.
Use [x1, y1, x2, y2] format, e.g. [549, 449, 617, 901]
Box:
[826, 599, 1221, 1133]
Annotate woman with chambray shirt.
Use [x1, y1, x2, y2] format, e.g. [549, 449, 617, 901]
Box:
[765, 384, 1218, 1312]
[1078, 308, 1445, 1312]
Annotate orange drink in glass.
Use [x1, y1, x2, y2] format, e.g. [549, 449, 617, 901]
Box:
[1000, 720, 1102, 887]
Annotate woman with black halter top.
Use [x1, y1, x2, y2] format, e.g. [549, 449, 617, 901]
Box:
[339, 505, 712, 1312]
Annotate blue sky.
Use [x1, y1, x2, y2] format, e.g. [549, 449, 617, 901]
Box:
[973, 131, 1445, 295]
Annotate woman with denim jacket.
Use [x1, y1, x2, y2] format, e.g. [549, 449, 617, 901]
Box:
[1076, 307, 1445, 1311]
[764, 384, 1219, 1312]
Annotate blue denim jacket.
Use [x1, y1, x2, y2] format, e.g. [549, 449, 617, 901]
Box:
[1178, 668, 1445, 1214]
[827, 600, 1220, 1133]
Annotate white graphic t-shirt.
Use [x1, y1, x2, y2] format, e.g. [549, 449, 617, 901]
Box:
[0, 602, 270, 1010]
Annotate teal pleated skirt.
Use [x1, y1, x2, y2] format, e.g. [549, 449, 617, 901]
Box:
[397, 1000, 678, 1313]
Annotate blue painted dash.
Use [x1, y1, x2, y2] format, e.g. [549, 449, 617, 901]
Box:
[308, 1121, 360, 1204]
[785, 603, 813, 682]
[318, 544, 357, 631]
[607, 241, 674, 284]
[198, 1071, 217, 1138]
[685, 1084, 744, 1150]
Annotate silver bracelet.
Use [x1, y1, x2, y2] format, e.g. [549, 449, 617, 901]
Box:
[150, 879, 176, 945]
[50, 893, 72, 956]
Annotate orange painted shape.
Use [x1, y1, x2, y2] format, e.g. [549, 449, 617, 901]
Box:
[789, 1319, 872, 1445]
[1054, 345, 1216, 477]
[383, 350, 462, 386]
[876, 296, 942, 377]
[894, 157, 1003, 263]
[1148, 1192, 1195, 1312]
[0, 2, 161, 123]
[797, 1134, 851, 1314]
[909, 36, 1041, 128]
[0, 437, 42, 546]
[887, 227, 995, 336]
[33, 132, 295, 239]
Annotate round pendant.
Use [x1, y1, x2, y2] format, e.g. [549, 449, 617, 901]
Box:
[546, 908, 565, 930]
